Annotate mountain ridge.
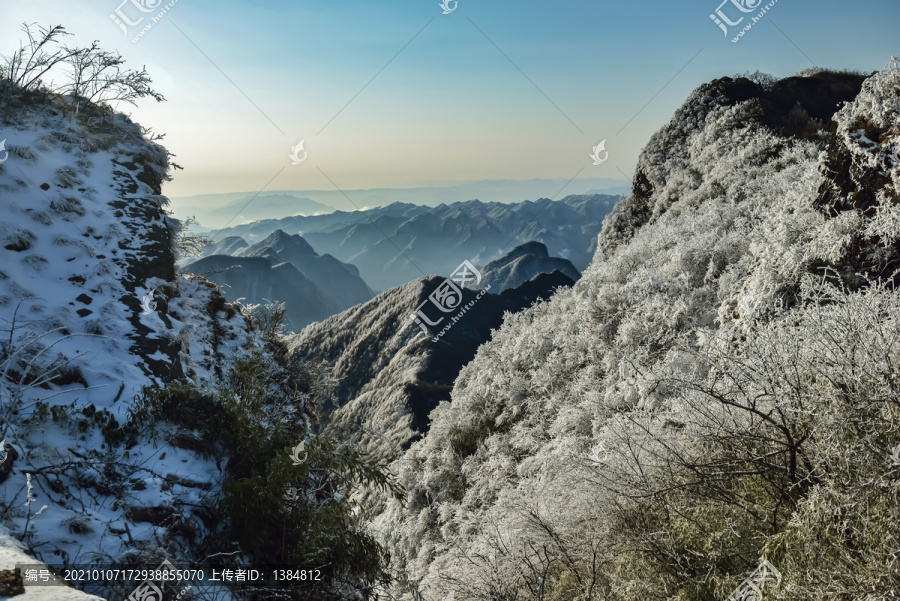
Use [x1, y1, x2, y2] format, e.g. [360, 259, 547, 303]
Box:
[173, 178, 630, 227]
[476, 240, 580, 291]
[369, 69, 900, 601]
[186, 229, 375, 330]
[287, 268, 576, 461]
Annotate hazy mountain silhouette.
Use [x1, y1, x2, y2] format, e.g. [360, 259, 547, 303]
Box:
[186, 230, 374, 329]
[211, 195, 619, 290]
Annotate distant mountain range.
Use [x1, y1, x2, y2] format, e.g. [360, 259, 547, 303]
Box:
[171, 179, 630, 229]
[206, 194, 620, 291]
[183, 193, 333, 225]
[184, 230, 374, 330]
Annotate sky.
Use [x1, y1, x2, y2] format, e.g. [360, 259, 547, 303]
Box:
[1, 0, 897, 209]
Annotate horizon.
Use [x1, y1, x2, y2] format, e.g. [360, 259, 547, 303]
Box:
[171, 177, 631, 229]
[171, 177, 628, 203]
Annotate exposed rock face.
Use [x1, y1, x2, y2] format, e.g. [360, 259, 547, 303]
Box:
[814, 71, 900, 285]
[0, 568, 24, 597]
[110, 149, 184, 381]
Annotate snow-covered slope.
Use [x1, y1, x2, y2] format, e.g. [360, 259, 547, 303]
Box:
[372, 69, 900, 601]
[0, 83, 275, 599]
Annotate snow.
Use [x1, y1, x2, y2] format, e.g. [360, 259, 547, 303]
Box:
[0, 525, 102, 600]
[0, 93, 267, 598]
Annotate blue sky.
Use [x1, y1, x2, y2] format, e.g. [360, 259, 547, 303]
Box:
[1, 0, 897, 204]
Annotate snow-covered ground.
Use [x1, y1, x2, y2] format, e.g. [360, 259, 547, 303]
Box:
[0, 90, 268, 600]
[0, 525, 102, 600]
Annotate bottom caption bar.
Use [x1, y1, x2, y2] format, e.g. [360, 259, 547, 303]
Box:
[15, 560, 325, 589]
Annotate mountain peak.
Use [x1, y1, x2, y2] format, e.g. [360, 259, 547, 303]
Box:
[258, 229, 317, 255]
[494, 241, 550, 263]
[476, 241, 579, 292]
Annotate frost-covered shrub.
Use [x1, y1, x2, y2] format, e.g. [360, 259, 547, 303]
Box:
[0, 23, 165, 108]
[373, 69, 900, 601]
[9, 145, 37, 161]
[49, 196, 85, 217]
[169, 216, 210, 261]
[53, 166, 82, 188]
[2, 228, 35, 252]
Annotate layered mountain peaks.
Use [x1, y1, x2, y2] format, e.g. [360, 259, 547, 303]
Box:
[186, 229, 374, 330]
[214, 194, 620, 290]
